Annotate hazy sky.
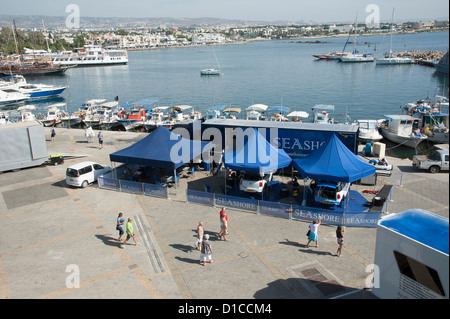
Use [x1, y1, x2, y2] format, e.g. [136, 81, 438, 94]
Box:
[2, 0, 449, 23]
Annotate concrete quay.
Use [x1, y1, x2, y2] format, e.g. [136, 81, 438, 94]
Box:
[0, 126, 448, 301]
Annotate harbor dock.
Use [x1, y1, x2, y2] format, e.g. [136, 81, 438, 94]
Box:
[0, 126, 448, 300]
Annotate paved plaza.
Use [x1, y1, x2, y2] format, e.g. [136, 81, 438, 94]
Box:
[0, 127, 448, 301]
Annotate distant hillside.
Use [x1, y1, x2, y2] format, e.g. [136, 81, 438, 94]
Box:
[0, 14, 311, 30]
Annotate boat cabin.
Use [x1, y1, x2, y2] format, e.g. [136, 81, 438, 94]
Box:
[383, 115, 420, 137]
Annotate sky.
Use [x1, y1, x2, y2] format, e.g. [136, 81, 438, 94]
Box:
[1, 0, 449, 23]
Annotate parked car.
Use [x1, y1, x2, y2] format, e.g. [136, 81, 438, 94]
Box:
[66, 161, 112, 188]
[313, 181, 350, 206]
[239, 172, 273, 193]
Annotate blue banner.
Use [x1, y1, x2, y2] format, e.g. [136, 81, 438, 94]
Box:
[187, 190, 215, 206]
[98, 176, 120, 191]
[120, 180, 143, 194]
[290, 205, 344, 226]
[259, 201, 291, 219]
[215, 194, 258, 212]
[144, 183, 168, 199]
[344, 212, 381, 228]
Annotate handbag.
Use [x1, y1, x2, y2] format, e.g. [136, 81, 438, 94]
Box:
[306, 230, 310, 237]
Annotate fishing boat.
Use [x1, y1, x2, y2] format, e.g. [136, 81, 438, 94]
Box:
[287, 111, 309, 122]
[205, 105, 226, 120]
[312, 104, 335, 124]
[354, 119, 383, 143]
[42, 103, 64, 127]
[269, 106, 290, 122]
[142, 107, 169, 131]
[117, 108, 147, 131]
[379, 114, 428, 149]
[17, 105, 38, 122]
[53, 45, 128, 66]
[223, 108, 241, 119]
[246, 104, 268, 121]
[84, 101, 120, 129]
[0, 75, 66, 99]
[403, 97, 449, 144]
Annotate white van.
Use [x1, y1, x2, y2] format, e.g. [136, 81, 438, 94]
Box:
[66, 161, 111, 188]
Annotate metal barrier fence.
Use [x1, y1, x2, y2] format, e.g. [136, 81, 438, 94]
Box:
[98, 176, 169, 199]
[186, 189, 380, 228]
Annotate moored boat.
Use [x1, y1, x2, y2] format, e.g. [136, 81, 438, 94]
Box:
[379, 114, 428, 149]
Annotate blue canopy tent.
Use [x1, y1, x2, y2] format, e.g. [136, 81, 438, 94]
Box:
[292, 134, 375, 183]
[110, 126, 212, 190]
[223, 128, 292, 175]
[292, 134, 376, 217]
[223, 128, 292, 198]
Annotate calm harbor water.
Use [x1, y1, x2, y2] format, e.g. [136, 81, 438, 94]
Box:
[5, 31, 450, 124]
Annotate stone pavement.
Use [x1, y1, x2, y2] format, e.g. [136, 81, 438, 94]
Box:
[0, 127, 448, 300]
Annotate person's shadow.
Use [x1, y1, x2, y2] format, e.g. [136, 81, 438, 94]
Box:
[95, 234, 121, 247]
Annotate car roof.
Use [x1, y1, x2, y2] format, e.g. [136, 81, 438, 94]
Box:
[67, 161, 101, 169]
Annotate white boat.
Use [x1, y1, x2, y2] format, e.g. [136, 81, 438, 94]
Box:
[339, 13, 375, 63]
[340, 53, 375, 63]
[0, 89, 28, 106]
[246, 104, 268, 121]
[223, 108, 241, 119]
[379, 115, 428, 149]
[0, 75, 66, 99]
[84, 101, 120, 129]
[376, 9, 414, 66]
[200, 68, 221, 75]
[143, 106, 169, 131]
[206, 105, 226, 120]
[53, 45, 128, 66]
[200, 46, 221, 75]
[287, 111, 309, 122]
[0, 112, 13, 125]
[117, 108, 147, 131]
[268, 106, 290, 122]
[354, 119, 383, 143]
[312, 104, 335, 124]
[403, 97, 449, 144]
[17, 105, 38, 122]
[42, 103, 64, 127]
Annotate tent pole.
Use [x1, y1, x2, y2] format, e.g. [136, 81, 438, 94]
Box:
[174, 169, 177, 196]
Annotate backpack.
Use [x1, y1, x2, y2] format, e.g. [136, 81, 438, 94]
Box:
[201, 241, 211, 254]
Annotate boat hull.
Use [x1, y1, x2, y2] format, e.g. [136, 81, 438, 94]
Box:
[28, 87, 66, 99]
[380, 128, 427, 148]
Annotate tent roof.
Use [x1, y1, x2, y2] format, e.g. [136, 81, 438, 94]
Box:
[223, 128, 292, 174]
[109, 126, 212, 169]
[292, 134, 375, 183]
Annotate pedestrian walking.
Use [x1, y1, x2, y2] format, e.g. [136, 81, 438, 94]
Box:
[51, 128, 56, 142]
[336, 225, 345, 257]
[98, 131, 104, 149]
[306, 217, 322, 248]
[116, 212, 125, 241]
[218, 208, 229, 241]
[200, 234, 213, 266]
[121, 217, 139, 248]
[196, 222, 204, 250]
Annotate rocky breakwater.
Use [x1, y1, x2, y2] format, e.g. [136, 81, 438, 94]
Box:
[394, 50, 447, 66]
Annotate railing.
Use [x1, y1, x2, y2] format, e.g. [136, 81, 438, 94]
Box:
[98, 175, 169, 199]
[187, 189, 381, 228]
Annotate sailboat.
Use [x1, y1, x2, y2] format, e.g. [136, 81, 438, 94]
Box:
[200, 46, 221, 75]
[340, 14, 375, 63]
[376, 9, 414, 65]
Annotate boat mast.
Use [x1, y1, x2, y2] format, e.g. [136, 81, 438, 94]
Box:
[388, 8, 395, 57]
[13, 20, 22, 62]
